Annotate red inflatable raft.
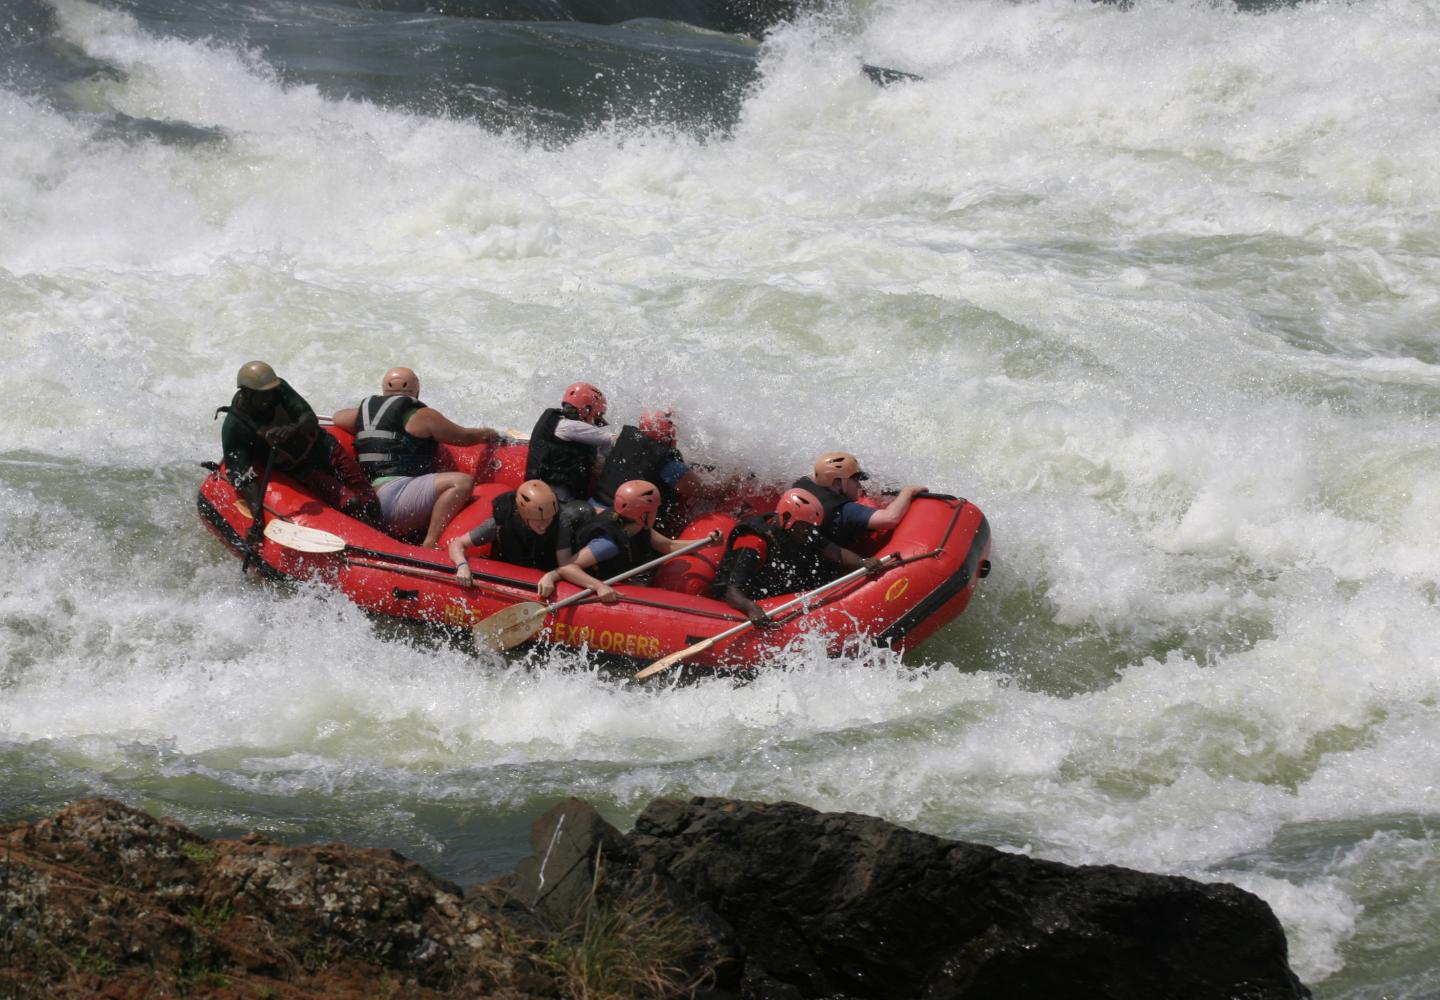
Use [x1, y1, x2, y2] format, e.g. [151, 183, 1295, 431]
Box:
[196, 430, 991, 672]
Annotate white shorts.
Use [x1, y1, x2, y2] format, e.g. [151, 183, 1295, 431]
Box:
[376, 474, 438, 535]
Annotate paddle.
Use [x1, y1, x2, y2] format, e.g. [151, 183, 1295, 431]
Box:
[472, 532, 722, 652]
[632, 553, 901, 681]
[240, 450, 275, 575]
[263, 518, 467, 577]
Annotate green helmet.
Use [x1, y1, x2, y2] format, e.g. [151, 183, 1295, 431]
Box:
[237, 360, 281, 391]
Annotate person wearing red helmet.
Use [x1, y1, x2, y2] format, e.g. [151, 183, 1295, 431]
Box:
[589, 408, 714, 530]
[524, 381, 618, 501]
[710, 487, 881, 627]
[332, 367, 501, 548]
[792, 451, 927, 545]
[539, 479, 690, 604]
[447, 479, 596, 590]
[219, 361, 381, 544]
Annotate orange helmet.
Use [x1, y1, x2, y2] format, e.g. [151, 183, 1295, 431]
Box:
[775, 488, 825, 531]
[381, 366, 420, 398]
[638, 409, 676, 447]
[515, 479, 559, 532]
[562, 382, 607, 425]
[613, 480, 661, 529]
[812, 451, 867, 489]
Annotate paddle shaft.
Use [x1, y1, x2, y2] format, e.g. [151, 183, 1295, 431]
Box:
[633, 554, 900, 680]
[545, 533, 718, 613]
[241, 450, 276, 574]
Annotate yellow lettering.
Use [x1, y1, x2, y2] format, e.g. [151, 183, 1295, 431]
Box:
[885, 577, 911, 602]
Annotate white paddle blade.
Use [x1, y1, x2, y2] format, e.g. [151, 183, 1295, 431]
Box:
[263, 518, 346, 553]
[472, 601, 548, 651]
[504, 427, 531, 442]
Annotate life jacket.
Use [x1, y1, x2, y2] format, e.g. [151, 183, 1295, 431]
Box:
[525, 407, 597, 499]
[712, 513, 829, 600]
[353, 395, 436, 480]
[576, 510, 656, 579]
[592, 425, 683, 509]
[790, 476, 852, 542]
[491, 491, 560, 570]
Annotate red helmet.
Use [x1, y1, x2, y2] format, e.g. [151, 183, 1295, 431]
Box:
[775, 488, 825, 531]
[515, 479, 559, 532]
[562, 382, 607, 425]
[638, 409, 676, 447]
[812, 451, 867, 490]
[613, 479, 661, 529]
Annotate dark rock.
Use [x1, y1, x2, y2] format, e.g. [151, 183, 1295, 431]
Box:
[630, 797, 1312, 1000]
[504, 798, 743, 993]
[0, 798, 555, 998]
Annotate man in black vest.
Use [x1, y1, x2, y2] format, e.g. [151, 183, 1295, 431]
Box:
[590, 409, 714, 529]
[791, 451, 928, 545]
[711, 487, 880, 627]
[332, 367, 499, 547]
[219, 361, 381, 545]
[447, 480, 595, 590]
[524, 381, 618, 501]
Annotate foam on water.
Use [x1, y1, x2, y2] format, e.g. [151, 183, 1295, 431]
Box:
[4, 0, 1440, 993]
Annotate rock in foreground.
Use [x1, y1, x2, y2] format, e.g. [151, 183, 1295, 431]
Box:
[0, 797, 1310, 999]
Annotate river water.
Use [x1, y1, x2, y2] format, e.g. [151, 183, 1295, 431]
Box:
[3, 0, 1438, 995]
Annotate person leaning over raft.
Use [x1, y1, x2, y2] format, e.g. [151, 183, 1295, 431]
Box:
[524, 381, 617, 501]
[792, 451, 927, 545]
[331, 367, 499, 548]
[446, 479, 595, 590]
[538, 480, 691, 604]
[589, 408, 724, 529]
[711, 487, 882, 628]
[219, 361, 381, 547]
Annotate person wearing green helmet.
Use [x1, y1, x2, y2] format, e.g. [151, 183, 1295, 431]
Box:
[218, 361, 381, 545]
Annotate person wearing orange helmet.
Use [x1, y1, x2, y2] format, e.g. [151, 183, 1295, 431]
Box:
[524, 381, 619, 502]
[219, 361, 381, 543]
[332, 367, 500, 548]
[589, 408, 714, 529]
[538, 479, 690, 604]
[446, 479, 596, 590]
[710, 487, 881, 627]
[792, 451, 928, 545]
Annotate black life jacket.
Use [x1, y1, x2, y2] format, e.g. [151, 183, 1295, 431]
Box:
[576, 510, 656, 579]
[712, 513, 829, 600]
[592, 426, 683, 509]
[353, 395, 436, 480]
[525, 407, 597, 499]
[790, 476, 852, 542]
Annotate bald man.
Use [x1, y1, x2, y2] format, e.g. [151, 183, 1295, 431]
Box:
[333, 367, 499, 547]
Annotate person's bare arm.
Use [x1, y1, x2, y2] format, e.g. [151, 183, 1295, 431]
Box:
[408, 408, 499, 446]
[540, 546, 617, 602]
[863, 485, 928, 533]
[331, 407, 359, 433]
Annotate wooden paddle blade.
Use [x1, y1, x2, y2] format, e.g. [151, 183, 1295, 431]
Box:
[634, 640, 713, 681]
[263, 518, 346, 553]
[471, 601, 549, 651]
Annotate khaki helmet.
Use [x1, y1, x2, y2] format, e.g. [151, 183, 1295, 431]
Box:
[381, 366, 420, 398]
[813, 451, 868, 489]
[237, 360, 281, 391]
[515, 479, 559, 532]
[613, 480, 661, 530]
